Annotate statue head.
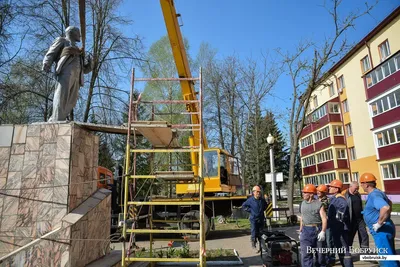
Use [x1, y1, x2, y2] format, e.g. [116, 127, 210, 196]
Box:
[65, 26, 81, 42]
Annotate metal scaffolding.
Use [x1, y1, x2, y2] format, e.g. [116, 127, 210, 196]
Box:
[121, 68, 206, 266]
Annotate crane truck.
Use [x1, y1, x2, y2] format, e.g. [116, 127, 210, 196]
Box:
[139, 0, 249, 236]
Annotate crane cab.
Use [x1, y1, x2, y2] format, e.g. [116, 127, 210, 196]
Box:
[176, 148, 242, 195]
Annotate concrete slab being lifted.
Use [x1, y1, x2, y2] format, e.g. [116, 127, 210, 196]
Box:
[131, 121, 180, 148]
[75, 121, 181, 148]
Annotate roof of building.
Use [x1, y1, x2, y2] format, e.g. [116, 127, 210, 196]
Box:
[328, 5, 400, 74]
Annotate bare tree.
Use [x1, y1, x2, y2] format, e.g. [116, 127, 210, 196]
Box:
[81, 0, 146, 123]
[281, 0, 376, 214]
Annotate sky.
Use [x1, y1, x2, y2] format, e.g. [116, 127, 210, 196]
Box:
[117, 0, 399, 136]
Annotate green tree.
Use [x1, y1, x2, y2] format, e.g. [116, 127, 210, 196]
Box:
[244, 107, 288, 196]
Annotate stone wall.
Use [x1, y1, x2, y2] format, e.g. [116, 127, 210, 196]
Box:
[0, 189, 111, 267]
[0, 122, 100, 257]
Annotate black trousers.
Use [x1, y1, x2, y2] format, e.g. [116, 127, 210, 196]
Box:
[348, 217, 369, 248]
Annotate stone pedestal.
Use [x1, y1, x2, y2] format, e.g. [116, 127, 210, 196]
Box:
[0, 123, 110, 266]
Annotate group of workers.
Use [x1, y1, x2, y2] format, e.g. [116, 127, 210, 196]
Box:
[242, 173, 398, 267]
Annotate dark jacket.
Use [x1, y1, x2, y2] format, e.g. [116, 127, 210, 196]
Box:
[328, 194, 350, 230]
[343, 189, 363, 223]
[242, 196, 268, 222]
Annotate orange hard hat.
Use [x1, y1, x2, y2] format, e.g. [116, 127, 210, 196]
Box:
[302, 184, 317, 194]
[252, 185, 261, 192]
[360, 173, 377, 183]
[329, 179, 343, 189]
[317, 184, 328, 193]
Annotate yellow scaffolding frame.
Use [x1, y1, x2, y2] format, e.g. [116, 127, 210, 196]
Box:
[121, 68, 206, 266]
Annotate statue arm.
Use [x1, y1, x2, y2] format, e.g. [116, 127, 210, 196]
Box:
[42, 37, 64, 72]
[83, 54, 94, 74]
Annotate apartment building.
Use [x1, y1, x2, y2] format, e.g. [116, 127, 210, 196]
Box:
[299, 6, 400, 198]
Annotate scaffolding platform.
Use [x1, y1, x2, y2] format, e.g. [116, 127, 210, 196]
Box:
[121, 69, 206, 267]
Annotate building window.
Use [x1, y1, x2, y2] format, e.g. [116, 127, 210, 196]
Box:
[338, 75, 345, 90]
[340, 172, 350, 183]
[314, 126, 330, 142]
[381, 161, 400, 179]
[300, 135, 313, 148]
[333, 125, 343, 136]
[302, 155, 316, 167]
[342, 99, 349, 113]
[352, 172, 359, 182]
[328, 103, 340, 113]
[376, 125, 400, 147]
[349, 147, 357, 160]
[379, 40, 391, 61]
[313, 96, 318, 108]
[320, 172, 335, 184]
[370, 88, 400, 116]
[311, 104, 327, 122]
[317, 149, 333, 163]
[305, 176, 319, 185]
[366, 54, 400, 88]
[336, 148, 347, 159]
[329, 83, 335, 96]
[345, 123, 352, 137]
[361, 55, 371, 73]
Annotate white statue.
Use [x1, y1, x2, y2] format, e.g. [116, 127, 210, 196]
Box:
[42, 26, 92, 122]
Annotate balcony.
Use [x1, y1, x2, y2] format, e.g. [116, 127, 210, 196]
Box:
[303, 165, 317, 176]
[317, 160, 335, 172]
[364, 51, 400, 100]
[337, 159, 349, 169]
[334, 136, 345, 145]
[384, 180, 400, 194]
[377, 142, 400, 161]
[314, 138, 331, 151]
[300, 145, 314, 157]
[300, 114, 342, 138]
[372, 106, 400, 129]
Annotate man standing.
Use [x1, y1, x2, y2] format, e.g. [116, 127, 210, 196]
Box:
[360, 173, 399, 267]
[317, 184, 335, 265]
[43, 26, 92, 122]
[299, 184, 327, 267]
[242, 185, 268, 251]
[328, 179, 353, 267]
[343, 181, 369, 249]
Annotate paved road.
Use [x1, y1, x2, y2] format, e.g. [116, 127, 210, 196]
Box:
[116, 215, 400, 267]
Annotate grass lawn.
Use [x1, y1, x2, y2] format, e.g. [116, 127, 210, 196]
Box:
[392, 203, 400, 212]
[214, 218, 251, 230]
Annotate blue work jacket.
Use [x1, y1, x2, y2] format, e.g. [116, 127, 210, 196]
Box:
[242, 196, 268, 222]
[328, 193, 350, 230]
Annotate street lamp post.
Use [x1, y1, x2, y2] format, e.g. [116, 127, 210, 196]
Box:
[267, 133, 278, 219]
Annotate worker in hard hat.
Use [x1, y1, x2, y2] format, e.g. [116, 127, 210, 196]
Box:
[299, 184, 327, 267]
[328, 179, 353, 267]
[342, 181, 369, 250]
[242, 185, 268, 251]
[317, 184, 335, 265]
[360, 173, 399, 267]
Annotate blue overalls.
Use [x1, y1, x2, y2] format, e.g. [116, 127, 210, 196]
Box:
[328, 194, 354, 267]
[363, 189, 399, 267]
[242, 196, 267, 244]
[299, 200, 326, 267]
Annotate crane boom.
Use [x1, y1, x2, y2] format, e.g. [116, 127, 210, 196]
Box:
[160, 0, 208, 151]
[160, 0, 243, 194]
